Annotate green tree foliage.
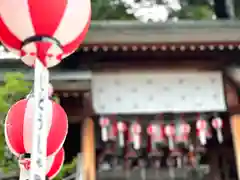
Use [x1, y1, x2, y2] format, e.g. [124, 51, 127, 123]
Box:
[54, 158, 77, 180]
[234, 0, 240, 18]
[91, 0, 134, 20]
[0, 72, 62, 177]
[175, 5, 214, 20]
[91, 0, 214, 20]
[0, 72, 31, 172]
[90, 0, 240, 20]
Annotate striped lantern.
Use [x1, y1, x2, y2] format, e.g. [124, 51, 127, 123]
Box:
[147, 123, 166, 144]
[117, 121, 127, 147]
[0, 0, 91, 67]
[99, 117, 111, 142]
[147, 122, 166, 155]
[175, 120, 191, 145]
[4, 98, 68, 157]
[129, 122, 142, 150]
[164, 124, 175, 150]
[196, 117, 211, 145]
[19, 148, 65, 179]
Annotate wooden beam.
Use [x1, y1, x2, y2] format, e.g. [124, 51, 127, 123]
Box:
[230, 115, 240, 180]
[85, 21, 240, 44]
[92, 59, 229, 71]
[229, 105, 240, 114]
[225, 81, 240, 109]
[81, 117, 96, 180]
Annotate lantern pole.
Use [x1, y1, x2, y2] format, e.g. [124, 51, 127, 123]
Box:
[19, 166, 29, 180]
[29, 58, 49, 180]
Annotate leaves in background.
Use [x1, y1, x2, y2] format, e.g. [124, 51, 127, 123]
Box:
[0, 72, 31, 173]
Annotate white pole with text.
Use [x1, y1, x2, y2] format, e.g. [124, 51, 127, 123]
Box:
[29, 59, 49, 180]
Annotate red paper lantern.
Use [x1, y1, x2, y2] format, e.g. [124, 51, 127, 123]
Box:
[179, 123, 191, 134]
[147, 124, 165, 141]
[212, 117, 223, 129]
[164, 124, 175, 150]
[175, 122, 191, 143]
[147, 124, 155, 135]
[4, 98, 68, 157]
[196, 119, 207, 130]
[46, 148, 65, 179]
[131, 123, 142, 134]
[0, 0, 91, 67]
[117, 121, 127, 132]
[128, 122, 141, 143]
[99, 117, 110, 128]
[19, 148, 65, 179]
[196, 119, 211, 137]
[164, 124, 175, 137]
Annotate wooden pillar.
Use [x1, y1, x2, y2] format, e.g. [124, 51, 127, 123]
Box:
[59, 91, 96, 180]
[230, 114, 240, 179]
[81, 92, 96, 180]
[226, 78, 240, 179]
[81, 117, 96, 180]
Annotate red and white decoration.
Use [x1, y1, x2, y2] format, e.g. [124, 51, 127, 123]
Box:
[129, 122, 142, 150]
[196, 117, 210, 145]
[147, 123, 165, 143]
[19, 148, 65, 180]
[147, 122, 166, 153]
[212, 117, 224, 143]
[0, 0, 91, 67]
[164, 124, 175, 150]
[26, 83, 54, 99]
[1, 0, 90, 179]
[4, 98, 68, 157]
[117, 121, 127, 147]
[175, 121, 191, 144]
[99, 117, 110, 142]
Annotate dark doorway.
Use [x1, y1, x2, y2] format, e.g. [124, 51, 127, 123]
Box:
[63, 123, 81, 163]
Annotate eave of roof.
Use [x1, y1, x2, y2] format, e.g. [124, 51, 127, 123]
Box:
[1, 20, 240, 58]
[79, 20, 240, 52]
[85, 20, 240, 44]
